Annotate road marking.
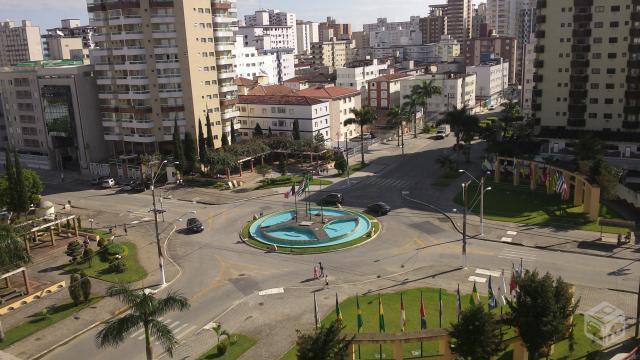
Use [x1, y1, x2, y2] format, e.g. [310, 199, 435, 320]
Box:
[176, 325, 197, 340]
[172, 323, 189, 336]
[506, 231, 518, 236]
[202, 321, 219, 331]
[475, 268, 501, 277]
[468, 276, 487, 283]
[500, 237, 513, 242]
[499, 249, 537, 261]
[258, 287, 284, 296]
[130, 328, 145, 338]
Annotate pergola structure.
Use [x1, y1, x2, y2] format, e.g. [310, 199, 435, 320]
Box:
[19, 215, 79, 255]
[0, 267, 30, 296]
[494, 157, 601, 220]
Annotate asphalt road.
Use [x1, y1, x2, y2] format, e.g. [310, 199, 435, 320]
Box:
[40, 135, 640, 360]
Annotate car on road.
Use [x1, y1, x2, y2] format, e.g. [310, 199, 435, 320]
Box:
[435, 125, 451, 139]
[101, 178, 116, 188]
[186, 218, 204, 233]
[488, 105, 497, 111]
[350, 133, 374, 142]
[90, 176, 108, 186]
[367, 202, 391, 216]
[121, 180, 137, 191]
[320, 193, 343, 206]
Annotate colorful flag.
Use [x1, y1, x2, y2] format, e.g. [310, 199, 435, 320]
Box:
[356, 295, 364, 332]
[335, 293, 342, 321]
[488, 276, 497, 310]
[400, 293, 406, 332]
[556, 174, 565, 193]
[313, 292, 319, 328]
[456, 284, 462, 322]
[438, 288, 443, 328]
[295, 177, 308, 196]
[470, 281, 480, 305]
[509, 270, 517, 294]
[378, 295, 385, 333]
[284, 183, 295, 199]
[419, 291, 427, 330]
[497, 270, 507, 306]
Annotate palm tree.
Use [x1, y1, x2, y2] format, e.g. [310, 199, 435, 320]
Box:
[411, 80, 442, 138]
[499, 100, 523, 139]
[403, 92, 420, 140]
[213, 323, 230, 346]
[95, 284, 190, 360]
[439, 106, 479, 163]
[344, 107, 377, 165]
[387, 106, 405, 147]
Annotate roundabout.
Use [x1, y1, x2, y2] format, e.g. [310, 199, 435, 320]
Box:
[242, 208, 379, 253]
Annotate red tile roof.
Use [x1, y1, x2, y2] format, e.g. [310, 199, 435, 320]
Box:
[296, 86, 360, 99]
[234, 77, 256, 86]
[370, 73, 411, 82]
[284, 72, 333, 84]
[247, 84, 295, 96]
[238, 95, 328, 106]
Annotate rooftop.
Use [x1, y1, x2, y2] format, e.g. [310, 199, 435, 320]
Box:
[284, 72, 334, 84]
[247, 84, 295, 96]
[13, 60, 84, 68]
[296, 86, 360, 99]
[238, 95, 328, 106]
[370, 73, 411, 82]
[234, 77, 258, 86]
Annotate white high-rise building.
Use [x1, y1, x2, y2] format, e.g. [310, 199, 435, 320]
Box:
[234, 36, 278, 84]
[240, 9, 297, 53]
[447, 0, 473, 43]
[487, 0, 519, 37]
[0, 20, 44, 67]
[296, 21, 319, 54]
[466, 61, 509, 107]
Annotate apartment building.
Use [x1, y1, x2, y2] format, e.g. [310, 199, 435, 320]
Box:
[473, 3, 487, 38]
[516, 0, 537, 85]
[399, 73, 476, 121]
[487, 0, 519, 37]
[0, 61, 107, 172]
[261, 48, 295, 83]
[42, 19, 95, 62]
[0, 20, 44, 67]
[296, 86, 361, 143]
[234, 36, 277, 84]
[310, 39, 353, 69]
[239, 9, 297, 53]
[88, 0, 239, 152]
[422, 4, 448, 45]
[464, 34, 517, 83]
[367, 73, 412, 110]
[521, 32, 536, 115]
[466, 61, 510, 107]
[336, 59, 389, 94]
[296, 21, 319, 54]
[319, 17, 352, 42]
[447, 0, 473, 43]
[236, 95, 330, 140]
[533, 0, 640, 158]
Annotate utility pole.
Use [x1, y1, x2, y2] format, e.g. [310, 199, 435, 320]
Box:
[344, 134, 350, 185]
[636, 277, 640, 337]
[462, 181, 468, 268]
[150, 166, 166, 286]
[480, 176, 485, 236]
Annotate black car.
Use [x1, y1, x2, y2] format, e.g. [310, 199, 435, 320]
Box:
[321, 193, 343, 206]
[367, 202, 391, 215]
[186, 218, 204, 233]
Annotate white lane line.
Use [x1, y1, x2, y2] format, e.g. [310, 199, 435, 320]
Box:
[176, 325, 197, 340]
[258, 287, 284, 296]
[468, 276, 487, 283]
[130, 328, 145, 338]
[500, 237, 513, 242]
[501, 249, 537, 256]
[172, 323, 189, 336]
[167, 321, 182, 330]
[475, 268, 501, 277]
[506, 231, 518, 236]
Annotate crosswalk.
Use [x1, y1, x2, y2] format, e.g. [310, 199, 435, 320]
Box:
[129, 317, 197, 344]
[362, 177, 412, 189]
[468, 247, 537, 285]
[498, 248, 537, 263]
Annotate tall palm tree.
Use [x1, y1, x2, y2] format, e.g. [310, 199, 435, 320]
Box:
[402, 92, 420, 140]
[439, 106, 479, 163]
[95, 284, 190, 360]
[411, 80, 442, 138]
[387, 105, 410, 153]
[344, 107, 377, 165]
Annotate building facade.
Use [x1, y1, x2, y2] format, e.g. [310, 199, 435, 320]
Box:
[464, 35, 517, 83]
[447, 0, 473, 43]
[399, 73, 476, 121]
[335, 59, 389, 94]
[521, 32, 536, 116]
[0, 20, 44, 67]
[262, 48, 295, 83]
[422, 4, 449, 44]
[296, 86, 361, 143]
[472, 3, 487, 38]
[319, 17, 352, 42]
[466, 61, 509, 107]
[367, 73, 412, 110]
[310, 39, 353, 69]
[487, 0, 519, 37]
[233, 36, 278, 84]
[0, 61, 107, 172]
[42, 19, 95, 62]
[88, 0, 239, 152]
[296, 21, 319, 54]
[533, 0, 640, 159]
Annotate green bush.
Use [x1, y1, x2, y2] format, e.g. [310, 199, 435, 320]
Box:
[81, 248, 94, 265]
[105, 243, 125, 257]
[108, 259, 127, 273]
[97, 238, 106, 248]
[216, 341, 228, 356]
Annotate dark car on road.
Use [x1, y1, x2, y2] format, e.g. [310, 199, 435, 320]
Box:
[186, 218, 204, 233]
[320, 193, 343, 206]
[367, 202, 391, 216]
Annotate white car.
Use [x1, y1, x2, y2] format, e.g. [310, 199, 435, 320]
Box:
[101, 178, 115, 188]
[488, 105, 497, 111]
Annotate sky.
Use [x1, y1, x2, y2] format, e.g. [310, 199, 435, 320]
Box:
[0, 0, 447, 32]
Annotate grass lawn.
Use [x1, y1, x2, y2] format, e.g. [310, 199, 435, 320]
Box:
[196, 334, 256, 360]
[255, 175, 332, 190]
[240, 212, 381, 254]
[0, 297, 101, 349]
[336, 163, 369, 178]
[432, 170, 463, 188]
[183, 176, 225, 190]
[453, 180, 629, 234]
[66, 242, 147, 283]
[281, 287, 600, 360]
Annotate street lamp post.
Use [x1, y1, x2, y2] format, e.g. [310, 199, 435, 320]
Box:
[459, 170, 492, 236]
[344, 133, 350, 185]
[149, 160, 176, 287]
[462, 182, 468, 268]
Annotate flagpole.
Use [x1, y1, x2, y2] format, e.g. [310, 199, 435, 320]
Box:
[420, 289, 423, 358]
[313, 292, 318, 329]
[293, 180, 298, 221]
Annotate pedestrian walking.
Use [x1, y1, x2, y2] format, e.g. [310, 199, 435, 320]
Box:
[83, 237, 90, 249]
[319, 262, 324, 277]
[313, 266, 319, 279]
[324, 274, 329, 288]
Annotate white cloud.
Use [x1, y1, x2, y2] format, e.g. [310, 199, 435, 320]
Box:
[0, 0, 85, 11]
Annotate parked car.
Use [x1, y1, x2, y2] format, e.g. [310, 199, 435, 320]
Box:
[367, 202, 391, 216]
[435, 125, 451, 140]
[488, 105, 497, 111]
[131, 183, 146, 193]
[90, 176, 108, 186]
[186, 218, 204, 233]
[101, 178, 116, 188]
[350, 133, 374, 142]
[320, 193, 343, 206]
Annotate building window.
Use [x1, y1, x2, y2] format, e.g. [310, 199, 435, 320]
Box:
[610, 22, 619, 29]
[605, 98, 614, 104]
[594, 22, 603, 28]
[608, 53, 617, 59]
[591, 83, 600, 89]
[609, 37, 618, 43]
[607, 68, 616, 74]
[593, 37, 602, 44]
[606, 83, 615, 89]
[604, 113, 613, 119]
[592, 53, 602, 59]
[611, 5, 620, 11]
[595, 5, 604, 12]
[589, 98, 598, 104]
[588, 113, 597, 118]
[592, 68, 600, 74]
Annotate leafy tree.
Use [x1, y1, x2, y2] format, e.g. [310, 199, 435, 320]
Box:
[198, 119, 207, 163]
[79, 271, 92, 302]
[95, 284, 190, 360]
[221, 133, 229, 148]
[212, 323, 230, 355]
[575, 135, 602, 162]
[205, 150, 237, 179]
[0, 170, 42, 211]
[403, 92, 420, 140]
[268, 126, 273, 137]
[82, 247, 94, 266]
[0, 225, 30, 270]
[411, 80, 442, 137]
[68, 274, 82, 304]
[4, 150, 15, 211]
[500, 100, 524, 139]
[65, 240, 83, 263]
[292, 119, 301, 140]
[183, 131, 196, 174]
[278, 158, 288, 176]
[229, 120, 236, 145]
[449, 304, 504, 360]
[296, 320, 352, 360]
[589, 158, 621, 200]
[344, 107, 377, 165]
[253, 123, 264, 138]
[14, 152, 28, 214]
[314, 131, 326, 145]
[387, 105, 409, 147]
[172, 118, 186, 173]
[334, 152, 348, 175]
[507, 270, 579, 359]
[256, 165, 271, 183]
[205, 112, 214, 149]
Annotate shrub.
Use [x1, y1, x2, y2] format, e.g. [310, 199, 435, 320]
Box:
[79, 271, 91, 302]
[97, 238, 106, 248]
[65, 240, 83, 263]
[68, 274, 82, 304]
[216, 341, 228, 356]
[105, 243, 125, 257]
[81, 248, 94, 265]
[108, 259, 127, 273]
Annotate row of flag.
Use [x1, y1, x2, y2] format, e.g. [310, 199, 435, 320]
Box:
[283, 176, 310, 199]
[321, 261, 525, 332]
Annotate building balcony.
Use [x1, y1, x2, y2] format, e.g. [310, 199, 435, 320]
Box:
[532, 103, 542, 111]
[217, 70, 235, 79]
[123, 134, 156, 143]
[121, 120, 154, 129]
[160, 105, 185, 112]
[569, 89, 588, 98]
[572, 29, 591, 38]
[156, 61, 180, 69]
[573, 13, 592, 23]
[216, 56, 235, 65]
[631, 28, 640, 37]
[150, 15, 175, 23]
[212, 1, 233, 10]
[157, 75, 182, 83]
[629, 59, 640, 68]
[534, 45, 545, 53]
[152, 31, 176, 39]
[533, 74, 543, 83]
[632, 12, 640, 22]
[220, 98, 237, 107]
[536, 15, 546, 24]
[87, 0, 141, 12]
[158, 90, 183, 98]
[115, 77, 149, 85]
[533, 60, 544, 68]
[149, 0, 174, 7]
[533, 89, 542, 97]
[218, 83, 237, 93]
[574, 0, 593, 6]
[627, 75, 640, 84]
[213, 16, 236, 24]
[570, 59, 590, 68]
[623, 120, 640, 129]
[213, 29, 234, 37]
[571, 44, 591, 53]
[220, 110, 240, 120]
[568, 104, 587, 113]
[162, 118, 186, 127]
[630, 44, 640, 53]
[214, 43, 234, 52]
[570, 74, 589, 83]
[567, 118, 586, 127]
[102, 120, 118, 128]
[154, 46, 178, 55]
[536, 0, 546, 8]
[535, 30, 545, 39]
[104, 133, 124, 141]
[624, 105, 640, 114]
